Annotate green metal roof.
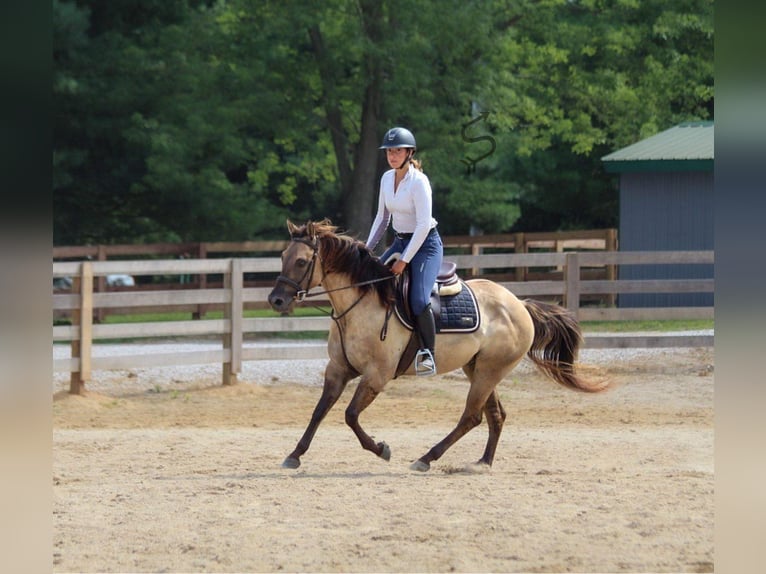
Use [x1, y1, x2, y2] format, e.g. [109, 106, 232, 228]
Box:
[602, 121, 714, 173]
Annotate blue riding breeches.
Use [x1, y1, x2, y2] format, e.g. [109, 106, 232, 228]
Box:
[381, 228, 443, 315]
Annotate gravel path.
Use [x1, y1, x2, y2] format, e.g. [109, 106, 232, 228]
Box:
[53, 330, 713, 395]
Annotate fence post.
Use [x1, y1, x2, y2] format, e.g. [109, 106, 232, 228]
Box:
[95, 245, 107, 323]
[513, 232, 526, 281]
[605, 228, 617, 308]
[69, 261, 93, 394]
[564, 252, 580, 319]
[222, 258, 243, 385]
[470, 241, 481, 278]
[194, 242, 208, 319]
[554, 237, 564, 272]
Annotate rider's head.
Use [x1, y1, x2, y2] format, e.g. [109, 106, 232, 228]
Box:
[380, 127, 417, 170]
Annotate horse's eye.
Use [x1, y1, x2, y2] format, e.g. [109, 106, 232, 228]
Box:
[296, 259, 307, 268]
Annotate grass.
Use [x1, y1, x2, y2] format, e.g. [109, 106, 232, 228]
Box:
[53, 315, 712, 346]
[92, 311, 710, 333]
[55, 300, 712, 343]
[98, 306, 332, 324]
[579, 319, 713, 332]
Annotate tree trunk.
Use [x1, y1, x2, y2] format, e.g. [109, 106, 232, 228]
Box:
[342, 0, 385, 238]
[308, 1, 385, 238]
[345, 81, 381, 238]
[307, 24, 354, 222]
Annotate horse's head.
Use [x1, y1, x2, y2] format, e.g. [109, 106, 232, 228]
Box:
[267, 219, 331, 313]
[268, 218, 396, 312]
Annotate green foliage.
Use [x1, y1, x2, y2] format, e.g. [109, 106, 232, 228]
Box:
[53, 0, 713, 244]
[480, 0, 713, 230]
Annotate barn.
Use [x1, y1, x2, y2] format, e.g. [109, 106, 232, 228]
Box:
[601, 121, 714, 308]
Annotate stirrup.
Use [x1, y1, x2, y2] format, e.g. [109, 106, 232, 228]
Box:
[415, 349, 436, 376]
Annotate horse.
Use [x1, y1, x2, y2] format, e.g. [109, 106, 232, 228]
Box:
[267, 219, 609, 472]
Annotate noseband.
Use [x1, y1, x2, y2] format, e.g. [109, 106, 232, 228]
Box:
[274, 236, 320, 302]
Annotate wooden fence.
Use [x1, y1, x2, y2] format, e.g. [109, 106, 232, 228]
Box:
[53, 229, 620, 321]
[53, 250, 713, 394]
[52, 229, 618, 262]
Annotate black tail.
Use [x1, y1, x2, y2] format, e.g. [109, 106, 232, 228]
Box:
[523, 300, 609, 393]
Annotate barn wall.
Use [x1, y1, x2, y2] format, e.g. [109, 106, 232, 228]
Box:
[619, 171, 714, 307]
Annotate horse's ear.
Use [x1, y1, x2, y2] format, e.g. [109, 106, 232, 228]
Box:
[286, 219, 298, 237]
[305, 220, 316, 239]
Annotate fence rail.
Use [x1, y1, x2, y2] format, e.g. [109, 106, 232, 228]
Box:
[53, 250, 714, 394]
[52, 229, 618, 261]
[53, 229, 620, 321]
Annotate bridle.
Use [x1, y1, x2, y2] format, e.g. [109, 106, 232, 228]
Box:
[274, 235, 395, 310]
[273, 236, 321, 303]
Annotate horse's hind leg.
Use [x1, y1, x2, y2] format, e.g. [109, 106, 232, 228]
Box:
[477, 390, 507, 467]
[282, 361, 354, 469]
[345, 378, 391, 462]
[410, 383, 494, 472]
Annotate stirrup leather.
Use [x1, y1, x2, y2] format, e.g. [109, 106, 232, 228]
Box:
[415, 349, 436, 376]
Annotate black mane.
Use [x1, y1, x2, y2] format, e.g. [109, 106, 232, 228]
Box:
[291, 220, 396, 307]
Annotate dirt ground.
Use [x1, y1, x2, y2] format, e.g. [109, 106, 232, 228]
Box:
[53, 347, 714, 573]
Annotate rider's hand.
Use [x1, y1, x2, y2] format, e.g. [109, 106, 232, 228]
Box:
[391, 259, 407, 276]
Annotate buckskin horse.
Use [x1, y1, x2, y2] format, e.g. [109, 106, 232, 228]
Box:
[267, 219, 609, 472]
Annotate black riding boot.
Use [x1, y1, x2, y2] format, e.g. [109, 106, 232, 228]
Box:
[415, 304, 436, 376]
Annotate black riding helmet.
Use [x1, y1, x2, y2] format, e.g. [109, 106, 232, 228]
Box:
[379, 127, 417, 149]
[380, 127, 416, 169]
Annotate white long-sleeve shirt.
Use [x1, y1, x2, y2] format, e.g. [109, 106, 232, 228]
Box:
[365, 165, 437, 263]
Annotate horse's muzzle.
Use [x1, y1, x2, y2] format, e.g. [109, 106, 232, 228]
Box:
[267, 287, 293, 314]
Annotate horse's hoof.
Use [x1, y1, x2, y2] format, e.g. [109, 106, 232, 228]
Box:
[410, 459, 430, 472]
[282, 457, 301, 469]
[377, 442, 391, 462]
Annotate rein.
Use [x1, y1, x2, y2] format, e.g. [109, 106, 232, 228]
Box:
[275, 235, 395, 304]
[299, 276, 394, 303]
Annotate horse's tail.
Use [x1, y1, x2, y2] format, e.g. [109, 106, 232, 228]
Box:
[523, 300, 609, 393]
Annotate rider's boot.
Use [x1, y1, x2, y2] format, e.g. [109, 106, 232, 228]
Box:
[415, 304, 437, 376]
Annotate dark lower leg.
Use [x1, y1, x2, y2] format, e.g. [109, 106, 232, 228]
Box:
[416, 410, 483, 467]
[345, 382, 389, 459]
[478, 391, 507, 466]
[413, 384, 495, 470]
[285, 379, 347, 464]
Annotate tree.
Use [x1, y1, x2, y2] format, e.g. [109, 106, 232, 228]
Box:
[53, 0, 229, 244]
[53, 0, 713, 244]
[225, 0, 508, 237]
[481, 0, 714, 230]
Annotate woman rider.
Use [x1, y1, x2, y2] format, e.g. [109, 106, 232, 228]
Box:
[365, 127, 443, 376]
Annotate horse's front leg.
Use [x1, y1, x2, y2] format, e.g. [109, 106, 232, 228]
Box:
[345, 378, 392, 462]
[282, 361, 354, 469]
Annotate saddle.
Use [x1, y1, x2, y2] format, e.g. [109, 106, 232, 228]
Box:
[394, 259, 480, 334]
[386, 258, 480, 378]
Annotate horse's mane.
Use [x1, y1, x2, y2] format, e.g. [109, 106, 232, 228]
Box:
[288, 219, 396, 307]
